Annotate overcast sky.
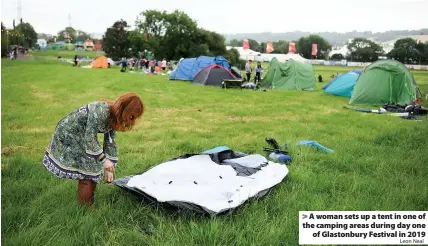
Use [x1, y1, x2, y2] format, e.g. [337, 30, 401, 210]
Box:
[2, 0, 428, 35]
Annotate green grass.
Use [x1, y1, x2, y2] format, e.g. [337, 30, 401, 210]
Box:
[29, 50, 105, 59]
[2, 56, 428, 246]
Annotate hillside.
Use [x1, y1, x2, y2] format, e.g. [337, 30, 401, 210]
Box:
[224, 29, 428, 45]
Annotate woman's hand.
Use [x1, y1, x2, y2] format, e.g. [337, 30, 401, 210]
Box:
[105, 170, 114, 183]
[103, 159, 115, 183]
[103, 159, 115, 172]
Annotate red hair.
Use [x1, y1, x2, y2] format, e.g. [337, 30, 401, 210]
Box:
[103, 92, 144, 132]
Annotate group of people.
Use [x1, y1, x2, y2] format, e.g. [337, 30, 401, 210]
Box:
[245, 60, 264, 83]
[8, 46, 28, 60]
[120, 57, 174, 74]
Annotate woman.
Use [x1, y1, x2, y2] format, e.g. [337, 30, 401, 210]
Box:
[255, 62, 263, 83]
[42, 92, 144, 206]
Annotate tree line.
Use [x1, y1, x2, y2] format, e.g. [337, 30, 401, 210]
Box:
[229, 36, 428, 64]
[102, 10, 242, 65]
[1, 19, 38, 57]
[1, 19, 94, 56]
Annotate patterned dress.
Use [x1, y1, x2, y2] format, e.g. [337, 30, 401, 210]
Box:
[42, 101, 118, 183]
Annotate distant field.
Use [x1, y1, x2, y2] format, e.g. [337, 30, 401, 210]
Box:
[30, 50, 105, 59]
[1, 55, 427, 246]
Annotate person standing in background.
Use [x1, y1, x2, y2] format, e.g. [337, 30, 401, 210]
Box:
[255, 62, 263, 83]
[162, 58, 167, 71]
[245, 60, 252, 82]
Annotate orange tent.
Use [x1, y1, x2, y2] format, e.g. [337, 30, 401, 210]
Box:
[91, 56, 108, 68]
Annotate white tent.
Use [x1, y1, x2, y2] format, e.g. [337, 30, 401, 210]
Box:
[226, 46, 263, 62]
[113, 148, 289, 215]
[260, 53, 308, 63]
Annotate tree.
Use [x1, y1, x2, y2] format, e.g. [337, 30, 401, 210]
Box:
[76, 30, 91, 41]
[128, 29, 148, 57]
[227, 39, 242, 47]
[247, 39, 260, 52]
[346, 38, 384, 62]
[9, 22, 38, 47]
[1, 23, 9, 57]
[415, 42, 428, 64]
[224, 48, 240, 64]
[102, 20, 131, 60]
[297, 35, 331, 59]
[271, 40, 289, 54]
[259, 42, 266, 53]
[198, 29, 227, 56]
[136, 9, 227, 59]
[57, 27, 76, 41]
[387, 38, 421, 64]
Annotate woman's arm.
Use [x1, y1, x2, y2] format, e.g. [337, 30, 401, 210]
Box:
[103, 130, 118, 167]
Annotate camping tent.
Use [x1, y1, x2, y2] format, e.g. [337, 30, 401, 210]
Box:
[107, 58, 115, 66]
[112, 147, 289, 215]
[169, 56, 230, 81]
[349, 60, 422, 105]
[323, 70, 362, 98]
[260, 58, 316, 90]
[91, 56, 108, 68]
[193, 65, 237, 86]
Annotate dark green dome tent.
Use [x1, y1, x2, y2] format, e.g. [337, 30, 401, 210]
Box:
[260, 58, 316, 91]
[349, 60, 422, 105]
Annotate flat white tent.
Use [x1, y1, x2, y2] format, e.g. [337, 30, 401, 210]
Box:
[113, 147, 289, 215]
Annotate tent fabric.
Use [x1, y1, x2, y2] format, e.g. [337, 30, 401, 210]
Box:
[192, 65, 236, 86]
[169, 56, 230, 81]
[323, 71, 361, 98]
[322, 70, 362, 90]
[113, 148, 289, 215]
[230, 66, 243, 79]
[107, 58, 115, 65]
[260, 58, 316, 90]
[91, 56, 108, 68]
[349, 60, 421, 105]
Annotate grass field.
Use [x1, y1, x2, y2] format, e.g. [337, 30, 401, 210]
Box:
[29, 50, 105, 59]
[1, 56, 428, 246]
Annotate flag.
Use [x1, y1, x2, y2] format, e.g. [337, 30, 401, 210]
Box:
[243, 39, 250, 50]
[312, 43, 318, 56]
[266, 41, 274, 53]
[289, 42, 296, 53]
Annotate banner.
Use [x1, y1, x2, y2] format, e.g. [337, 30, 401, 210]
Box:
[266, 41, 274, 53]
[289, 42, 296, 53]
[312, 43, 318, 56]
[243, 39, 250, 50]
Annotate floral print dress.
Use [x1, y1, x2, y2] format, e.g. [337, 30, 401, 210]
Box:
[42, 101, 118, 183]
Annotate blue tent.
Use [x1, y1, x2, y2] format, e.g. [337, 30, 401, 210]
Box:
[323, 70, 361, 90]
[323, 70, 361, 98]
[169, 56, 230, 81]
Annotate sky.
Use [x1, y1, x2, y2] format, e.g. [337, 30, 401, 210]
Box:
[1, 0, 428, 36]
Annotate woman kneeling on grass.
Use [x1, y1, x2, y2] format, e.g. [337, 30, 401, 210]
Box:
[42, 92, 144, 206]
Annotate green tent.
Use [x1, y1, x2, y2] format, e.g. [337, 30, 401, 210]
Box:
[349, 60, 421, 105]
[260, 58, 316, 90]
